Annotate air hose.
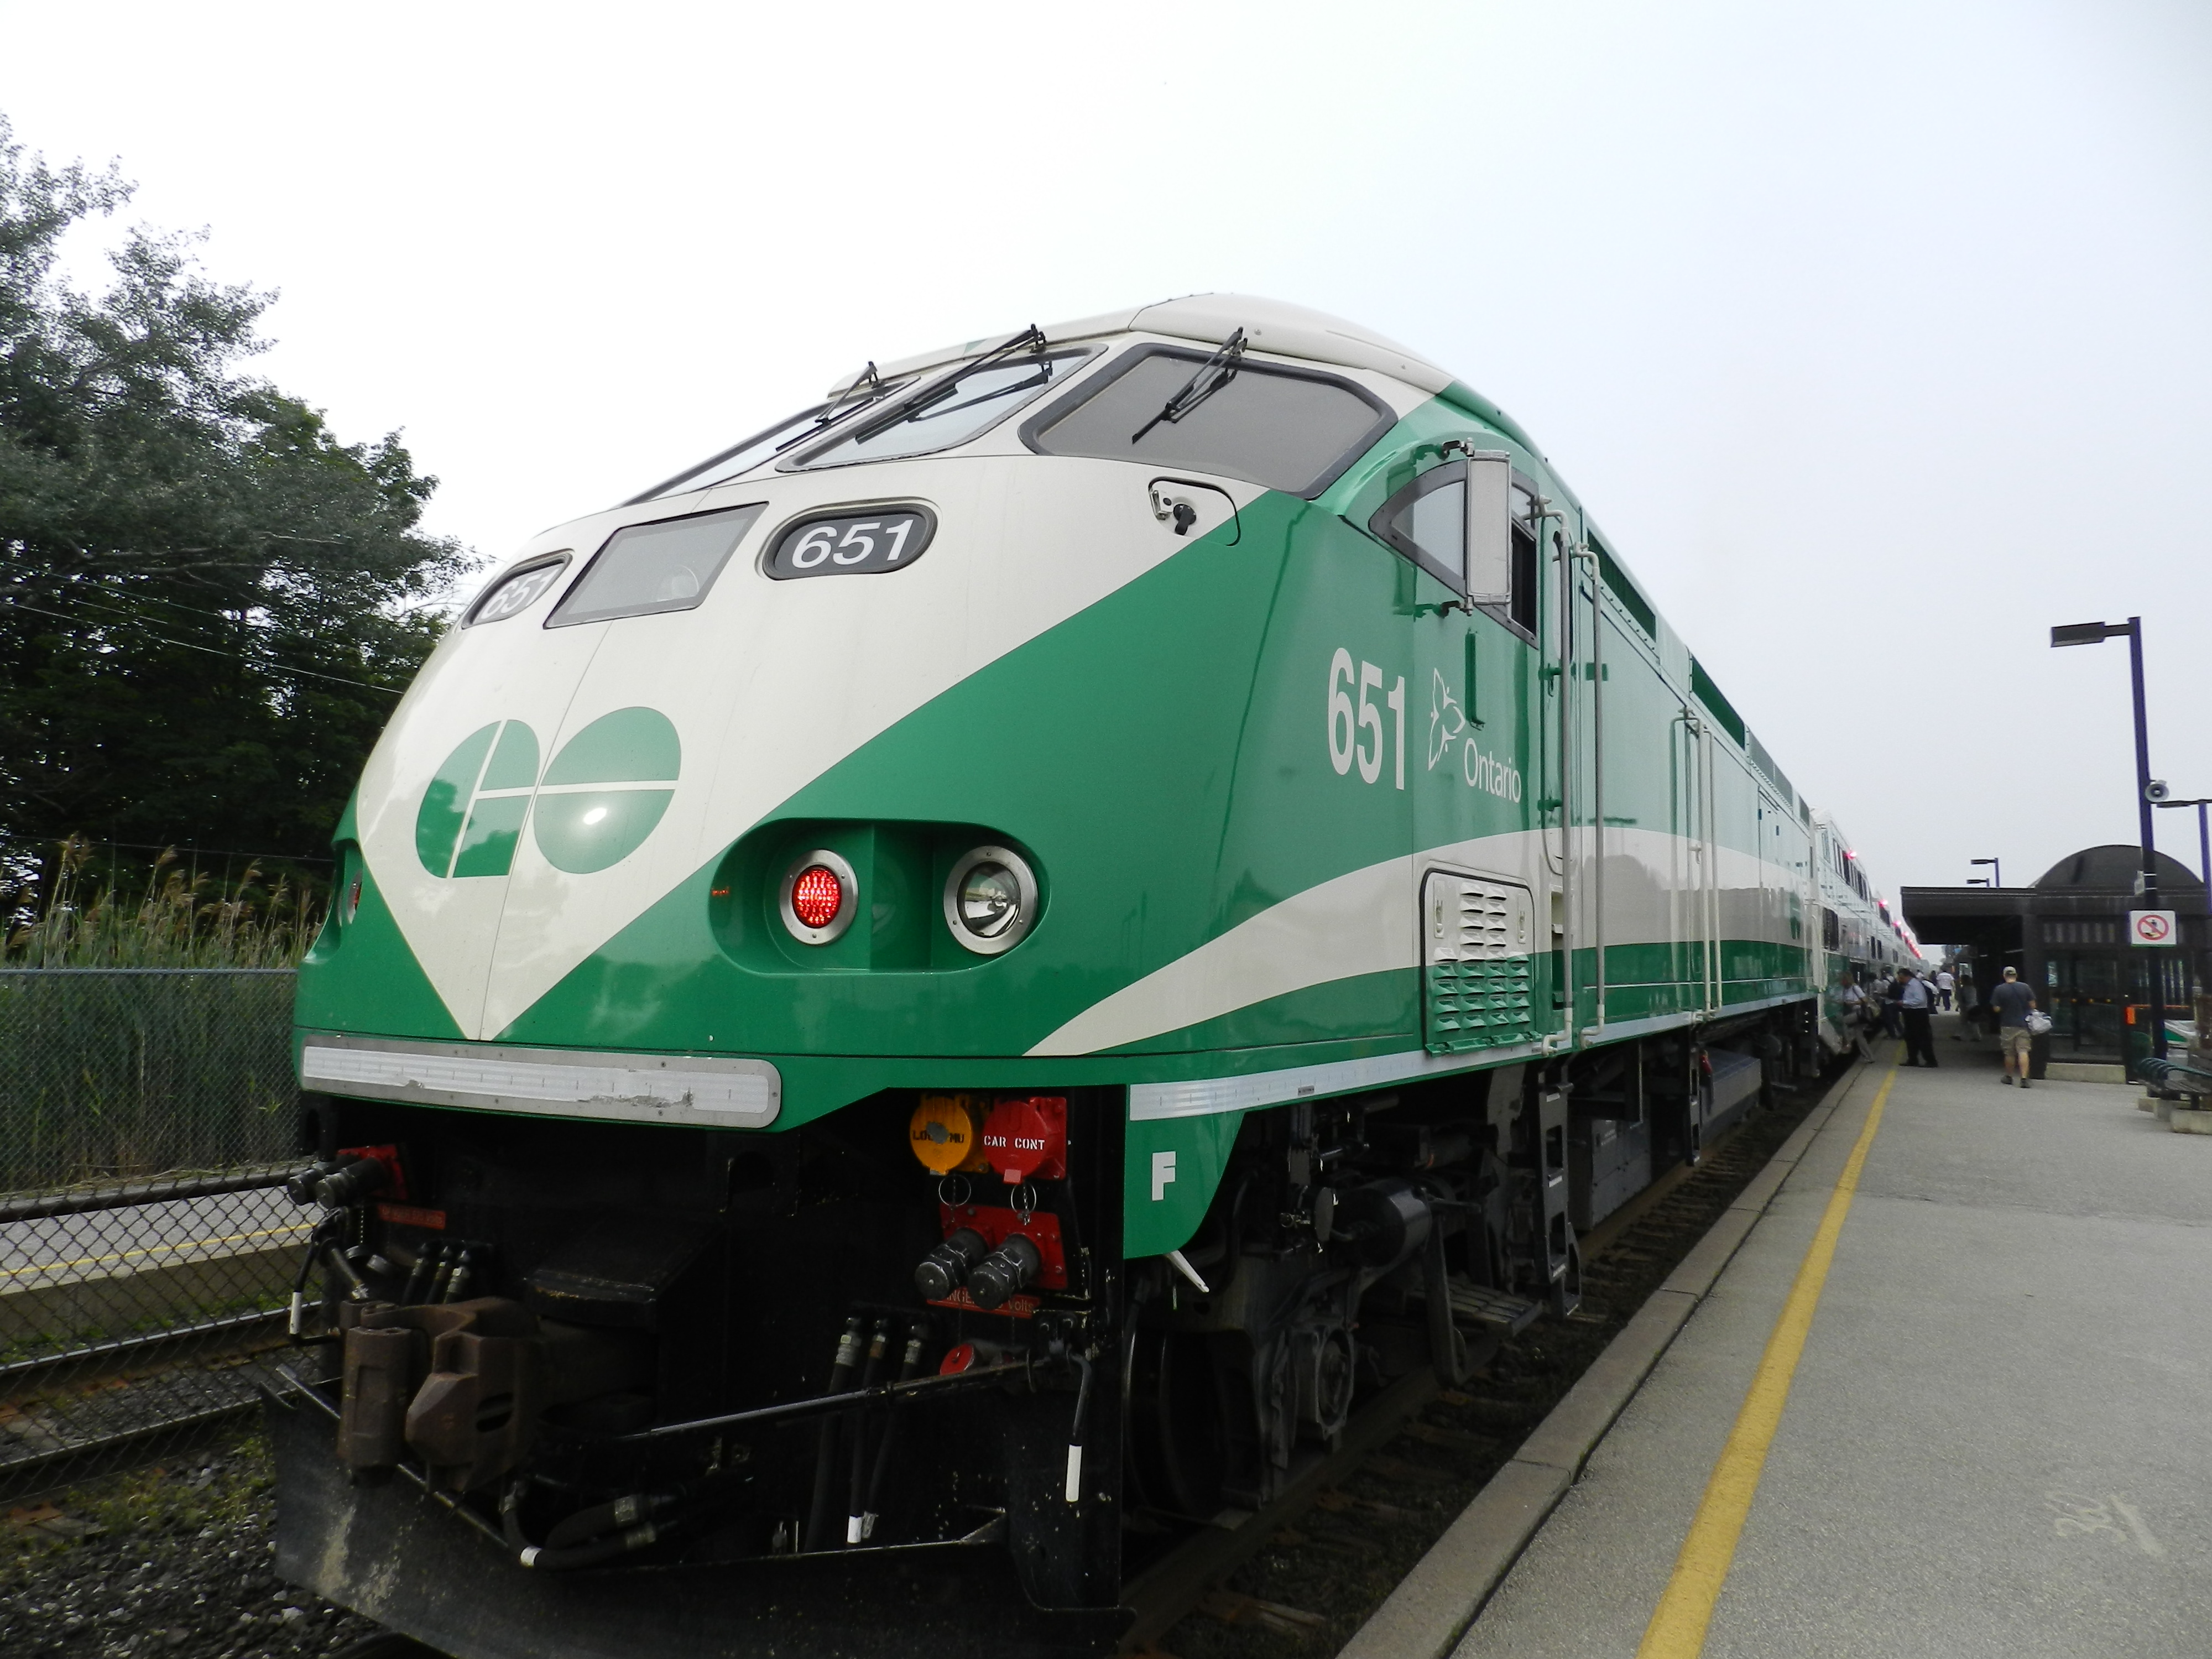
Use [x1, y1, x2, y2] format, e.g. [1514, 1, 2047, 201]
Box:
[801, 1317, 864, 1551]
[853, 1326, 925, 1543]
[843, 1318, 893, 1543]
[501, 1476, 729, 1571]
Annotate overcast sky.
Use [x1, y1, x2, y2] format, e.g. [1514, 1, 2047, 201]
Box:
[5, 1, 2208, 912]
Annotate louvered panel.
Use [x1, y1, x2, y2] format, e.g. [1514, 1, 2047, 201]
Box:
[1421, 871, 1536, 1055]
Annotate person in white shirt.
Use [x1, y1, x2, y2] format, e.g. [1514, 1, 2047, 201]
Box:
[1953, 969, 1981, 1041]
[1898, 971, 1938, 1067]
[1838, 973, 1874, 1058]
[1934, 967, 1956, 1012]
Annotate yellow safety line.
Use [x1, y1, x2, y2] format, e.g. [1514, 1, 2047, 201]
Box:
[0, 1222, 314, 1281]
[1636, 1063, 1898, 1658]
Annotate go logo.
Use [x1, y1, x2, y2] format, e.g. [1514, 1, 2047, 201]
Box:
[415, 707, 680, 878]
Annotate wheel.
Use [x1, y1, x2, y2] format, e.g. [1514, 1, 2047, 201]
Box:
[1125, 1327, 1226, 1516]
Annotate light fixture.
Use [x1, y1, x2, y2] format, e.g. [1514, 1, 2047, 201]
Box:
[943, 846, 1039, 956]
[779, 849, 857, 945]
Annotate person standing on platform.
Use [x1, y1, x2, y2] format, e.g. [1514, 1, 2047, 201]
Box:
[1991, 966, 2038, 1088]
[1899, 971, 1938, 1067]
[1934, 965, 1956, 1011]
[1839, 972, 1874, 1058]
[1882, 969, 1908, 1039]
[1954, 968, 1980, 1041]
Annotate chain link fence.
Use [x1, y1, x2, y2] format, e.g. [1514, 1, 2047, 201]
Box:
[0, 969, 310, 1490]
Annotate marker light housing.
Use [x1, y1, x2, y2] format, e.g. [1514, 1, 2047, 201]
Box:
[779, 849, 858, 945]
[943, 846, 1038, 956]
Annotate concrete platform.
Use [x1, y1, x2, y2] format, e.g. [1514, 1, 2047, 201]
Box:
[1444, 1032, 2212, 1658]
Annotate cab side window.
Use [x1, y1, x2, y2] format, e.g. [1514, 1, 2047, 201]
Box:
[1369, 461, 1539, 638]
[1507, 483, 1538, 636]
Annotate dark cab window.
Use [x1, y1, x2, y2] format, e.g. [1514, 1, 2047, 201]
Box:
[1022, 345, 1394, 497]
[1369, 461, 1538, 636]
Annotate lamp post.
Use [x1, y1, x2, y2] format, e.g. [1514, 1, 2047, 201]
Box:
[2051, 617, 2167, 1062]
[1970, 856, 2001, 889]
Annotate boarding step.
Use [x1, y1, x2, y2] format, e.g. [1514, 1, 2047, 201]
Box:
[1429, 1280, 1544, 1336]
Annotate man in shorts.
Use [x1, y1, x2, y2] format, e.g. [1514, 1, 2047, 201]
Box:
[1990, 966, 2038, 1088]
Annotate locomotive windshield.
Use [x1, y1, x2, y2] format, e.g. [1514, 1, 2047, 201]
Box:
[629, 409, 840, 502]
[1025, 344, 1395, 496]
[792, 348, 1094, 469]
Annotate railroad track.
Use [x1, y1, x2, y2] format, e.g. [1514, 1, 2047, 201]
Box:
[1118, 1060, 1856, 1658]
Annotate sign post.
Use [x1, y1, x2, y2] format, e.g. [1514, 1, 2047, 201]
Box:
[2128, 909, 2178, 1060]
[2053, 617, 2169, 1064]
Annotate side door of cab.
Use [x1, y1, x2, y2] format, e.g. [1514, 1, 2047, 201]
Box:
[1364, 441, 1555, 1054]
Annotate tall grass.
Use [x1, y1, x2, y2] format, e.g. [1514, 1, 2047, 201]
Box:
[3, 838, 324, 968]
[0, 839, 313, 1190]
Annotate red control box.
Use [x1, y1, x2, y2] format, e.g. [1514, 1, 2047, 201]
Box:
[932, 1201, 1067, 1303]
[979, 1095, 1067, 1184]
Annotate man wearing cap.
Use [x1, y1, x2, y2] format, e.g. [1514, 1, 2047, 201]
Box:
[1990, 966, 2039, 1088]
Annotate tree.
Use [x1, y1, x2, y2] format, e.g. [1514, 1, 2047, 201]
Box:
[0, 113, 473, 884]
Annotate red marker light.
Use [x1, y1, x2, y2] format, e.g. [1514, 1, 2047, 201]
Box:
[790, 865, 843, 930]
[940, 1341, 977, 1375]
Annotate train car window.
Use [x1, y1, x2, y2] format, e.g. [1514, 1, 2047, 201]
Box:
[795, 352, 1095, 469]
[1368, 462, 1540, 637]
[625, 407, 839, 503]
[1369, 462, 1468, 587]
[547, 503, 765, 627]
[1508, 487, 1538, 635]
[1022, 345, 1395, 497]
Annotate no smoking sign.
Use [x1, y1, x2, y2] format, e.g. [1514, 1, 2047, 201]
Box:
[2128, 909, 2177, 947]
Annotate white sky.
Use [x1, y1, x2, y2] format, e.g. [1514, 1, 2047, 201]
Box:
[4, 1, 2208, 906]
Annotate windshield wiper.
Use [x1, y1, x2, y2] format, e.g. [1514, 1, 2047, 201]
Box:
[774, 361, 895, 453]
[839, 325, 1048, 448]
[886, 356, 1057, 427]
[1131, 328, 1245, 444]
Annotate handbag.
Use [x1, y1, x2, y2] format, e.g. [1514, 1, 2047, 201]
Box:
[2025, 1010, 2054, 1036]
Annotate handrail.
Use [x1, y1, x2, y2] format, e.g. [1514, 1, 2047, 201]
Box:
[0, 1164, 310, 1224]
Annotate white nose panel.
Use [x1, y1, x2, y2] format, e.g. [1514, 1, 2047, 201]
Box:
[352, 614, 608, 1038]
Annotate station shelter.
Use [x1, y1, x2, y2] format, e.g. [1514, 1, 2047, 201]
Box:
[1900, 844, 2208, 1060]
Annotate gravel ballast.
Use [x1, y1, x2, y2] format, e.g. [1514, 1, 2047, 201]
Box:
[1, 1431, 387, 1659]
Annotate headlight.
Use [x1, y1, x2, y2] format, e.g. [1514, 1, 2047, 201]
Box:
[780, 849, 857, 945]
[943, 846, 1038, 956]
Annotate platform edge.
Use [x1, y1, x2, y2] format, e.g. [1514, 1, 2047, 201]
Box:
[1333, 1066, 1869, 1659]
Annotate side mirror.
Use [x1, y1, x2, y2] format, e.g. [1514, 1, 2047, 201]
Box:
[1462, 450, 1514, 606]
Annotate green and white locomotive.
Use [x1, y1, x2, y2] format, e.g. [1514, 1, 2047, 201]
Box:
[274, 296, 1908, 1656]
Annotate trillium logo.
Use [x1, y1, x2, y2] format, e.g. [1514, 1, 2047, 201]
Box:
[415, 707, 680, 878]
[1428, 669, 1467, 769]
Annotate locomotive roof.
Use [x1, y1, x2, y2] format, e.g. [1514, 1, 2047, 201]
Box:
[841, 294, 1458, 398]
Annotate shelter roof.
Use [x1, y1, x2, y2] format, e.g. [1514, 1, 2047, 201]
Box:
[2032, 844, 2203, 893]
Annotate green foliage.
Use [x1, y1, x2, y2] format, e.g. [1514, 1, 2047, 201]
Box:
[0, 112, 473, 865]
[4, 834, 320, 967]
[0, 950, 299, 1191]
